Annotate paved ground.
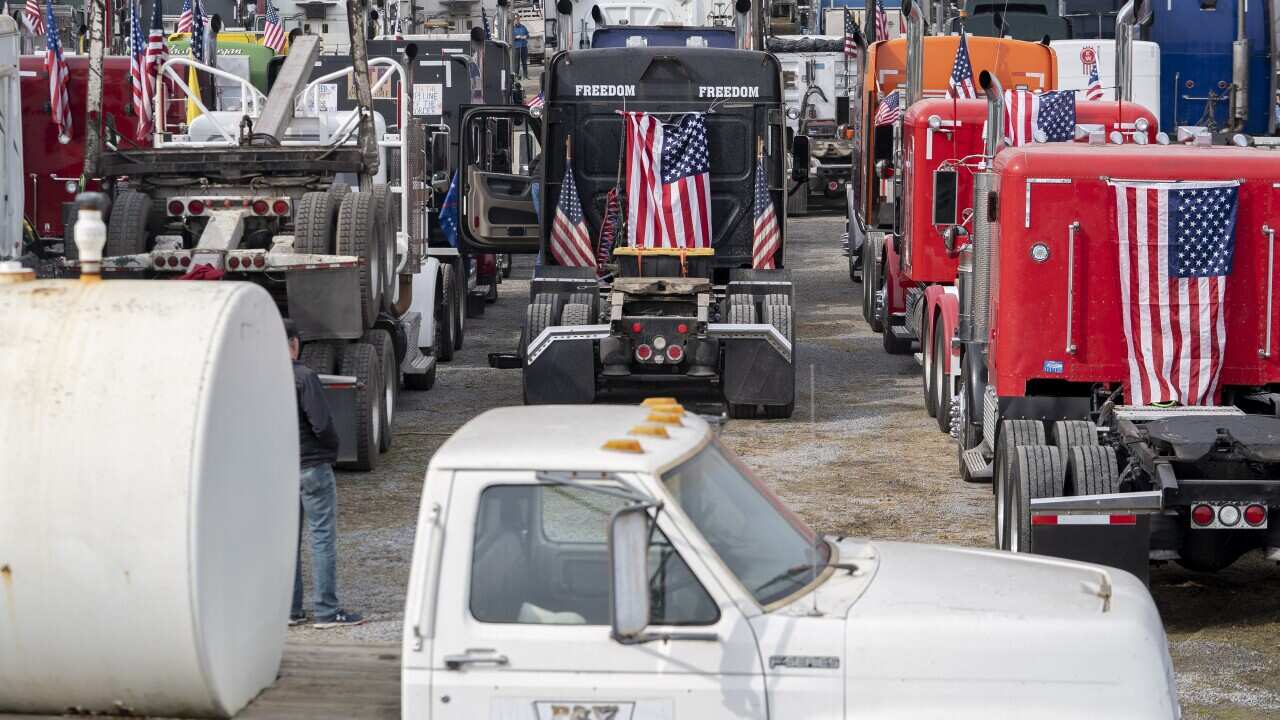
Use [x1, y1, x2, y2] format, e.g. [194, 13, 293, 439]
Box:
[288, 215, 1280, 719]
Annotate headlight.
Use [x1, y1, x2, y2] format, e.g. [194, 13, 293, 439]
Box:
[1030, 243, 1050, 263]
[1134, 117, 1149, 133]
[786, 107, 800, 121]
[928, 114, 942, 130]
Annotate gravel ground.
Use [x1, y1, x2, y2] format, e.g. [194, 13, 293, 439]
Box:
[291, 215, 1280, 718]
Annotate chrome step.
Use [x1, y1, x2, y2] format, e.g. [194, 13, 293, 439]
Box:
[962, 447, 993, 480]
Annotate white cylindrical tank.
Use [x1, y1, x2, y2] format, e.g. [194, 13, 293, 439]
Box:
[0, 277, 299, 718]
[1052, 39, 1161, 125]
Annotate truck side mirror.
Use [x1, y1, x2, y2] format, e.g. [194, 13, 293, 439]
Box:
[608, 505, 651, 643]
[430, 132, 449, 175]
[791, 135, 811, 182]
[544, 18, 558, 49]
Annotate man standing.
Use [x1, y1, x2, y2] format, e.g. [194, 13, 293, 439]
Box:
[287, 320, 365, 629]
[511, 18, 528, 79]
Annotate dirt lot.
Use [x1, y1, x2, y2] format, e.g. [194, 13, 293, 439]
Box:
[295, 215, 1280, 719]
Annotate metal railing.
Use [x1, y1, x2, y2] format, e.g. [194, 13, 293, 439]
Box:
[152, 57, 267, 147]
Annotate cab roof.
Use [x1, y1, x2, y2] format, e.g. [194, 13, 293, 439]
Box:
[992, 143, 1280, 184]
[430, 405, 713, 474]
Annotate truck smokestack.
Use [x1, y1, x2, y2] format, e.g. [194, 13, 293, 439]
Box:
[555, 0, 572, 50]
[1230, 0, 1249, 130]
[903, 0, 925, 105]
[495, 0, 509, 42]
[979, 70, 1004, 160]
[734, 0, 752, 49]
[1115, 0, 1149, 104]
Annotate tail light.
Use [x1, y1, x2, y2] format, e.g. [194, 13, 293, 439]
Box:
[1244, 504, 1268, 527]
[167, 255, 179, 268]
[1218, 505, 1242, 527]
[253, 254, 266, 268]
[167, 200, 185, 216]
[251, 200, 270, 215]
[228, 256, 240, 270]
[676, 323, 688, 334]
[635, 344, 653, 361]
[666, 344, 684, 362]
[272, 199, 290, 216]
[631, 322, 643, 334]
[179, 256, 191, 267]
[154, 255, 166, 269]
[187, 199, 205, 215]
[1191, 504, 1215, 527]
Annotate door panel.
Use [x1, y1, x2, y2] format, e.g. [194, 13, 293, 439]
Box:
[458, 107, 543, 254]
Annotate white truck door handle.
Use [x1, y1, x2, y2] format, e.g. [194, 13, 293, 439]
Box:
[444, 649, 510, 670]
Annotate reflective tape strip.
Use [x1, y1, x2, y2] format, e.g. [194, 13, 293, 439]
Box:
[1032, 514, 1138, 526]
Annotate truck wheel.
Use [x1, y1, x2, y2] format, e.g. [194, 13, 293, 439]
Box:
[1010, 445, 1065, 553]
[366, 328, 398, 453]
[299, 341, 339, 375]
[561, 302, 591, 326]
[295, 191, 338, 255]
[436, 264, 456, 362]
[327, 181, 351, 204]
[861, 241, 876, 327]
[502, 253, 513, 278]
[933, 319, 953, 433]
[371, 184, 397, 309]
[569, 292, 595, 323]
[763, 295, 792, 341]
[453, 260, 466, 349]
[922, 315, 937, 419]
[1052, 420, 1098, 449]
[526, 295, 556, 350]
[727, 297, 756, 324]
[336, 192, 381, 328]
[994, 419, 1046, 550]
[107, 190, 151, 256]
[338, 342, 383, 472]
[868, 246, 885, 334]
[1067, 445, 1120, 496]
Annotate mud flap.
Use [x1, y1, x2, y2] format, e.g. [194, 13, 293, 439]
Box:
[1031, 517, 1152, 585]
[320, 378, 358, 464]
[287, 266, 365, 340]
[525, 336, 596, 405]
[722, 338, 794, 407]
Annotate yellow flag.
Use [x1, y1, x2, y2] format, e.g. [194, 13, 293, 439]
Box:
[186, 64, 204, 125]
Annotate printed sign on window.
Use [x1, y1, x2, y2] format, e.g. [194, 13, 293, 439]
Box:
[414, 83, 443, 116]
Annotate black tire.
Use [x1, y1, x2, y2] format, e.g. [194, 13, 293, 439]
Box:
[366, 328, 398, 453]
[295, 191, 338, 255]
[337, 342, 383, 472]
[727, 403, 757, 419]
[933, 318, 952, 433]
[452, 260, 466, 348]
[371, 183, 397, 307]
[107, 190, 150, 256]
[299, 341, 339, 375]
[763, 302, 792, 341]
[436, 264, 456, 362]
[561, 302, 591, 326]
[866, 243, 885, 334]
[922, 315, 937, 419]
[1052, 420, 1098, 449]
[502, 253, 513, 278]
[882, 321, 912, 354]
[1068, 445, 1121, 496]
[994, 419, 1045, 550]
[327, 181, 351, 205]
[1011, 445, 1065, 553]
[336, 192, 381, 328]
[727, 299, 756, 324]
[526, 296, 556, 351]
[569, 292, 595, 323]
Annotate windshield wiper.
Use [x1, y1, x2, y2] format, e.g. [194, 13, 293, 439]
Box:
[752, 563, 816, 595]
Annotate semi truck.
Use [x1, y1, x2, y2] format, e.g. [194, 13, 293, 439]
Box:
[468, 44, 800, 417]
[401, 402, 1180, 718]
[952, 72, 1280, 584]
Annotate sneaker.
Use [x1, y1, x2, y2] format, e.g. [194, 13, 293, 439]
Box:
[288, 613, 308, 627]
[314, 610, 366, 629]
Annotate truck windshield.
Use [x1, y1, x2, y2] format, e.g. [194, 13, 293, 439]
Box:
[662, 440, 830, 606]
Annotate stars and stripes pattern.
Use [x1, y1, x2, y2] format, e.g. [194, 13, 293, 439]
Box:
[843, 9, 858, 59]
[1086, 58, 1104, 101]
[178, 0, 193, 33]
[874, 90, 900, 126]
[624, 112, 712, 250]
[948, 29, 976, 99]
[873, 0, 887, 41]
[595, 186, 622, 274]
[43, 0, 71, 137]
[189, 0, 205, 61]
[262, 2, 285, 52]
[1112, 180, 1239, 406]
[129, 0, 152, 141]
[145, 0, 170, 100]
[1003, 89, 1076, 146]
[549, 161, 596, 268]
[751, 155, 780, 269]
[525, 92, 543, 108]
[23, 0, 42, 34]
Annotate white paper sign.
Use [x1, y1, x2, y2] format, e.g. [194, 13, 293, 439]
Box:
[414, 83, 444, 116]
[295, 83, 338, 115]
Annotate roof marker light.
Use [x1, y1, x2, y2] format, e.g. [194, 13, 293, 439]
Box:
[602, 439, 644, 454]
[629, 424, 670, 439]
[642, 397, 679, 407]
[646, 412, 684, 426]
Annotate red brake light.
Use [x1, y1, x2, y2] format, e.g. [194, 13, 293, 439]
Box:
[187, 199, 205, 215]
[252, 199, 269, 215]
[1191, 504, 1215, 527]
[631, 322, 643, 334]
[179, 256, 191, 267]
[666, 344, 684, 362]
[228, 256, 240, 270]
[154, 255, 166, 268]
[676, 323, 688, 334]
[168, 200, 184, 216]
[253, 254, 266, 268]
[272, 199, 290, 216]
[635, 344, 653, 361]
[1244, 504, 1267, 526]
[167, 255, 179, 267]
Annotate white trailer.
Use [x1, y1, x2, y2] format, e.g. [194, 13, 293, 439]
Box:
[402, 402, 1181, 718]
[1052, 38, 1161, 124]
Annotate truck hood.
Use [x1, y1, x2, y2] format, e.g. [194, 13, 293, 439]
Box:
[761, 539, 1179, 718]
[844, 540, 1179, 718]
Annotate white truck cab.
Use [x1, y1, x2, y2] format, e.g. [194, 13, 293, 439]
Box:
[402, 404, 1180, 718]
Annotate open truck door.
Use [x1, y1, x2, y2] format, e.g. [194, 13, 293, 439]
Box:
[458, 106, 543, 254]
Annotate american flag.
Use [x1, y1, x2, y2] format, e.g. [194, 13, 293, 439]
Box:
[189, 0, 205, 62]
[23, 0, 42, 34]
[525, 92, 543, 108]
[1003, 89, 1076, 146]
[874, 90, 900, 126]
[624, 112, 712, 249]
[178, 0, 193, 33]
[1086, 58, 1104, 101]
[1113, 180, 1239, 406]
[948, 29, 976, 99]
[843, 9, 859, 59]
[873, 0, 887, 42]
[43, 0, 71, 137]
[129, 0, 151, 141]
[549, 161, 596, 268]
[595, 186, 622, 274]
[751, 155, 780, 269]
[145, 0, 169, 103]
[262, 2, 285, 52]
[481, 5, 491, 39]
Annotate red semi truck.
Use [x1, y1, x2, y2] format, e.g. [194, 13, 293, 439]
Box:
[953, 77, 1280, 583]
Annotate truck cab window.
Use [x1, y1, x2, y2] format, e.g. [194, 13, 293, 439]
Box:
[470, 485, 719, 626]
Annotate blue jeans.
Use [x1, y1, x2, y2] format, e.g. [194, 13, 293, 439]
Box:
[292, 464, 339, 620]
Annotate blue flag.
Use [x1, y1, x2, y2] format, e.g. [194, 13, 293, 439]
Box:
[439, 171, 460, 248]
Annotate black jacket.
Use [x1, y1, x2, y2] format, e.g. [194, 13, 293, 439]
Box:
[294, 361, 340, 468]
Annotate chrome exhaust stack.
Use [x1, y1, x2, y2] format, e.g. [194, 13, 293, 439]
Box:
[1230, 0, 1250, 130]
[1115, 0, 1150, 104]
[903, 0, 926, 106]
[960, 70, 1003, 348]
[734, 0, 753, 49]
